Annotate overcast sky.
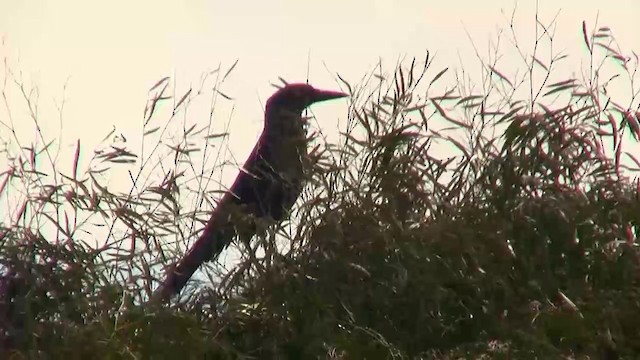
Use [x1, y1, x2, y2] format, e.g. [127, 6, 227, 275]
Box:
[1, 0, 638, 188]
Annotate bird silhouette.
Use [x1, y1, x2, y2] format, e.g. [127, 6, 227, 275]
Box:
[153, 83, 347, 302]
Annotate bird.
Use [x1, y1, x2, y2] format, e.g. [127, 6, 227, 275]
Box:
[152, 83, 348, 302]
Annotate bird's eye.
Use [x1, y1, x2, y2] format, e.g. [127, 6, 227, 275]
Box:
[293, 90, 309, 103]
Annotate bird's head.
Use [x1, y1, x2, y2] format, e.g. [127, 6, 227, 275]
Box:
[266, 83, 348, 114]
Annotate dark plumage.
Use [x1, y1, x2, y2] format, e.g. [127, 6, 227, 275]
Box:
[153, 83, 347, 302]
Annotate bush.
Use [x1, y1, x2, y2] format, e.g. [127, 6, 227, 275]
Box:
[1, 12, 639, 359]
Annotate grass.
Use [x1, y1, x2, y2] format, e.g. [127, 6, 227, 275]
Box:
[1, 8, 639, 359]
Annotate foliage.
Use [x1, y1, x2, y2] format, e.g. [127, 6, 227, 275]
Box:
[1, 13, 639, 359]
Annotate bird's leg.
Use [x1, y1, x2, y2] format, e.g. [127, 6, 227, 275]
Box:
[232, 212, 267, 276]
[251, 216, 281, 269]
[237, 232, 263, 277]
[260, 223, 279, 269]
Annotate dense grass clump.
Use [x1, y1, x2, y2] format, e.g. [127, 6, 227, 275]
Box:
[1, 13, 639, 359]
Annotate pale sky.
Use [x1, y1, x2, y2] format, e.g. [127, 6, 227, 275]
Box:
[1, 0, 638, 214]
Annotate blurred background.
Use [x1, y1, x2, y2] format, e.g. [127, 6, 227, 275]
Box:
[1, 0, 637, 178]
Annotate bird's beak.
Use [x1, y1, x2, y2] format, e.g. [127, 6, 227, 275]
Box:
[311, 88, 349, 104]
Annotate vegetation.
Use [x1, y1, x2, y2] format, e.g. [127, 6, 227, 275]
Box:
[1, 12, 639, 359]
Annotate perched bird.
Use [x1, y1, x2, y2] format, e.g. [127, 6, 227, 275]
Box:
[153, 83, 347, 302]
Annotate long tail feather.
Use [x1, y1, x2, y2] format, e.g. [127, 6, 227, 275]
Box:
[151, 193, 238, 303]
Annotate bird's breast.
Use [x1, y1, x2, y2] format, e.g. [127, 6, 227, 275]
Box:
[260, 109, 308, 182]
[260, 131, 306, 183]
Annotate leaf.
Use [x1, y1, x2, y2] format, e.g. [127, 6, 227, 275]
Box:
[143, 127, 160, 136]
[222, 59, 239, 82]
[431, 100, 472, 129]
[100, 126, 116, 144]
[532, 56, 548, 71]
[543, 84, 578, 97]
[430, 95, 460, 101]
[547, 79, 576, 88]
[205, 132, 229, 140]
[446, 136, 470, 158]
[595, 42, 618, 56]
[216, 90, 233, 100]
[497, 106, 524, 124]
[403, 104, 428, 113]
[337, 73, 352, 95]
[174, 89, 192, 111]
[456, 95, 484, 106]
[73, 139, 80, 180]
[149, 77, 170, 92]
[184, 123, 197, 137]
[582, 21, 592, 53]
[625, 152, 640, 170]
[429, 67, 448, 86]
[488, 66, 513, 88]
[42, 213, 71, 237]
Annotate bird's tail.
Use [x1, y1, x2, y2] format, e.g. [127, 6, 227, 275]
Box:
[151, 195, 238, 303]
